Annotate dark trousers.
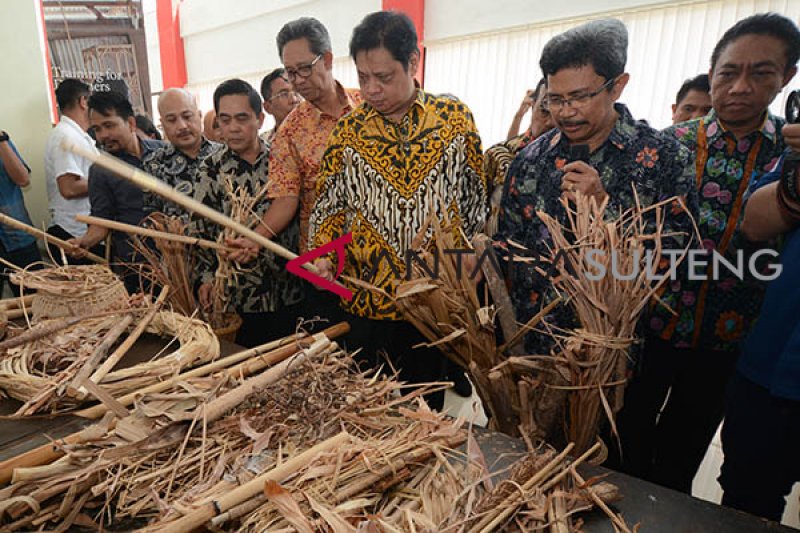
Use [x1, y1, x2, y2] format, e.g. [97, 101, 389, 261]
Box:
[297, 283, 346, 333]
[0, 241, 42, 296]
[345, 315, 447, 411]
[609, 336, 739, 493]
[235, 302, 304, 348]
[720, 372, 800, 522]
[46, 225, 105, 265]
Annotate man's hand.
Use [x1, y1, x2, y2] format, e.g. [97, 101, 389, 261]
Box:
[560, 161, 607, 204]
[224, 237, 260, 264]
[784, 123, 800, 153]
[313, 258, 335, 286]
[198, 282, 213, 312]
[516, 89, 536, 118]
[65, 237, 88, 259]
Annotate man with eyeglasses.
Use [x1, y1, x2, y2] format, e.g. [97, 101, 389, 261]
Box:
[228, 17, 361, 263]
[258, 67, 302, 146]
[495, 18, 697, 417]
[622, 13, 800, 495]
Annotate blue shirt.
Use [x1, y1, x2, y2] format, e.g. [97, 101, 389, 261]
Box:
[88, 138, 163, 262]
[738, 152, 800, 400]
[0, 140, 35, 252]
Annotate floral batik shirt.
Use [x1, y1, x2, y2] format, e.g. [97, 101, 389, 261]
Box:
[496, 103, 698, 355]
[647, 111, 786, 351]
[310, 90, 487, 321]
[142, 137, 220, 222]
[194, 141, 303, 314]
[268, 83, 361, 253]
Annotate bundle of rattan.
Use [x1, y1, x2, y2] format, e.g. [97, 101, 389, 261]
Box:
[0, 291, 219, 416]
[396, 192, 691, 455]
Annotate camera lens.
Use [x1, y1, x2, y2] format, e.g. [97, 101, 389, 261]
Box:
[787, 90, 800, 125]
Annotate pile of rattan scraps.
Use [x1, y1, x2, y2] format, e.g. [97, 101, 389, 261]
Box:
[0, 264, 220, 416]
[395, 191, 693, 456]
[0, 320, 631, 533]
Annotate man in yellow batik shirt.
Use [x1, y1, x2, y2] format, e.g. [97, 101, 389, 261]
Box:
[309, 11, 487, 410]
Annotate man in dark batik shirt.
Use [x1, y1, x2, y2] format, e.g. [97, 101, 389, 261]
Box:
[194, 79, 303, 348]
[142, 88, 220, 222]
[495, 19, 698, 359]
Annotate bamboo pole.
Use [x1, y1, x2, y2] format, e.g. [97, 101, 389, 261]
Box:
[152, 432, 350, 533]
[76, 322, 349, 419]
[0, 295, 35, 310]
[86, 286, 169, 386]
[0, 212, 106, 264]
[75, 214, 233, 252]
[61, 139, 313, 270]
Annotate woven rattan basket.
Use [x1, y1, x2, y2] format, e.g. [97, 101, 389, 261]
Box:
[212, 312, 243, 342]
[10, 265, 129, 322]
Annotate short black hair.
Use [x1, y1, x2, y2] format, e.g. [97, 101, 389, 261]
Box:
[540, 19, 628, 81]
[213, 79, 262, 115]
[277, 17, 332, 58]
[88, 90, 134, 120]
[135, 114, 161, 140]
[711, 13, 800, 73]
[349, 11, 419, 70]
[55, 78, 90, 111]
[260, 68, 287, 101]
[675, 74, 710, 105]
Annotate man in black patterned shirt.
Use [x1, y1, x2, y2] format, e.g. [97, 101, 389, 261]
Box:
[142, 88, 220, 222]
[195, 79, 303, 347]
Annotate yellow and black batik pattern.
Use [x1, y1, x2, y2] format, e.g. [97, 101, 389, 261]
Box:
[309, 90, 487, 321]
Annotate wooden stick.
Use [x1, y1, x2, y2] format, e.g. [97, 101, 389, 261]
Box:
[76, 322, 349, 419]
[87, 286, 169, 385]
[473, 234, 522, 355]
[0, 412, 115, 485]
[152, 432, 350, 533]
[0, 212, 106, 264]
[62, 139, 312, 269]
[75, 214, 233, 252]
[69, 314, 134, 391]
[0, 294, 35, 310]
[79, 379, 130, 419]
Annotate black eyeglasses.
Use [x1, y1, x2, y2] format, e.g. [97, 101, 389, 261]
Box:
[285, 55, 322, 81]
[543, 76, 619, 112]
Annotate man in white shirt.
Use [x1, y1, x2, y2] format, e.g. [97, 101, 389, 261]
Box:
[44, 78, 102, 263]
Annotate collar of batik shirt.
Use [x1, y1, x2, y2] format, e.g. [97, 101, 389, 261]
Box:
[702, 108, 781, 146]
[545, 102, 639, 155]
[363, 83, 426, 123]
[218, 137, 269, 168]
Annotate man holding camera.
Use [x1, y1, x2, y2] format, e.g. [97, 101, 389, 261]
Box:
[720, 119, 800, 522]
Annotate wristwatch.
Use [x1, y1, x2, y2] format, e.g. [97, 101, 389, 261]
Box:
[0, 131, 8, 143]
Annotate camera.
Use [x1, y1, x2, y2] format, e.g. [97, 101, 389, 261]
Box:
[782, 90, 799, 195]
[787, 90, 800, 125]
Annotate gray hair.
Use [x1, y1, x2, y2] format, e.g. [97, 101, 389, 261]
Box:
[539, 19, 628, 80]
[276, 17, 332, 58]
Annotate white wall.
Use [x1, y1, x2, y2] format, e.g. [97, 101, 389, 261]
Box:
[179, 0, 377, 130]
[425, 0, 689, 41]
[425, 0, 800, 145]
[0, 0, 57, 229]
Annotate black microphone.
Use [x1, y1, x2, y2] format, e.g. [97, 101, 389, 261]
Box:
[568, 144, 590, 163]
